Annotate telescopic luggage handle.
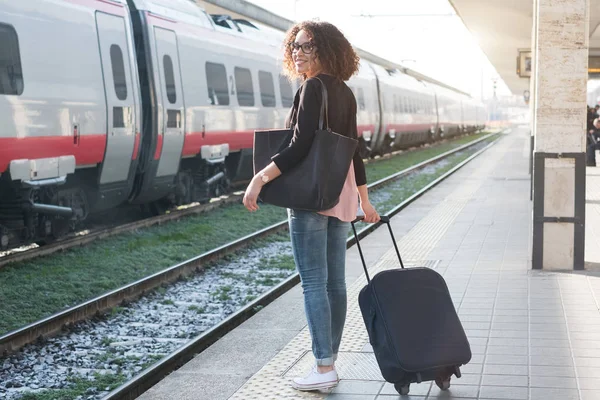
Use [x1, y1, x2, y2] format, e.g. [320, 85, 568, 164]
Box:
[351, 215, 405, 284]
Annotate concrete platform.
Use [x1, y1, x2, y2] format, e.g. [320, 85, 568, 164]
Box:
[139, 127, 600, 400]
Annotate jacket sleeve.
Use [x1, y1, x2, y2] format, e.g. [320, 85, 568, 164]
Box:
[271, 79, 321, 172]
[351, 100, 367, 186]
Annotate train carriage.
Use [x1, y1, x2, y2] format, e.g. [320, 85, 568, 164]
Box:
[0, 0, 486, 250]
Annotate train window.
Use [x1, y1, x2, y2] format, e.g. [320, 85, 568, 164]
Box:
[0, 24, 23, 96]
[259, 71, 275, 107]
[206, 62, 229, 105]
[163, 55, 177, 104]
[357, 87, 365, 110]
[235, 67, 254, 106]
[110, 45, 127, 100]
[279, 74, 293, 108]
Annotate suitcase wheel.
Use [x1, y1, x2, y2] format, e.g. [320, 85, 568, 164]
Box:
[454, 365, 462, 378]
[394, 383, 410, 395]
[435, 376, 451, 391]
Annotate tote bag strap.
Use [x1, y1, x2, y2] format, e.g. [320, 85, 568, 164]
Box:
[293, 77, 330, 130]
[312, 76, 330, 131]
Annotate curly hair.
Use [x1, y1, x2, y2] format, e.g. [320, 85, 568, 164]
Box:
[282, 21, 360, 81]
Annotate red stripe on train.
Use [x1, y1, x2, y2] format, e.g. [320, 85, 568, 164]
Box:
[182, 131, 254, 157]
[181, 126, 379, 157]
[153, 134, 164, 160]
[132, 132, 140, 161]
[0, 135, 107, 173]
[385, 123, 434, 132]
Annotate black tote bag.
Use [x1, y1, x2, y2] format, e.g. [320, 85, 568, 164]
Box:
[253, 77, 358, 211]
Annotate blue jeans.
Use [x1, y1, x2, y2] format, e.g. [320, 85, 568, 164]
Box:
[288, 209, 350, 366]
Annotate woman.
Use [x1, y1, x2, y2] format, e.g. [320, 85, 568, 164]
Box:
[243, 21, 380, 391]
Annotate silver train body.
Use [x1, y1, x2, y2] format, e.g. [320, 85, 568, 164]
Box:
[0, 0, 486, 248]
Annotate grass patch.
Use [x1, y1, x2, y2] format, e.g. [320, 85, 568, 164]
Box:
[354, 134, 499, 232]
[365, 131, 491, 183]
[17, 373, 125, 400]
[0, 132, 492, 336]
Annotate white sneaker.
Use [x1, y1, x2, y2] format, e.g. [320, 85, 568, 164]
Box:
[291, 366, 339, 391]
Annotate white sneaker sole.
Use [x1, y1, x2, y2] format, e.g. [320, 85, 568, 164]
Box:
[291, 379, 339, 391]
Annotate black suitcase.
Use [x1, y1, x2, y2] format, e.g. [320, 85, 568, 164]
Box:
[351, 216, 471, 395]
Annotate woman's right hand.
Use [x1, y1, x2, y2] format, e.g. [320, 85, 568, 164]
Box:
[360, 201, 380, 223]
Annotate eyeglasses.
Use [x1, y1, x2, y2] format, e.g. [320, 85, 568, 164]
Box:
[288, 41, 316, 54]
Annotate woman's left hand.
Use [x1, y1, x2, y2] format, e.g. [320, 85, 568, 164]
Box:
[243, 177, 263, 212]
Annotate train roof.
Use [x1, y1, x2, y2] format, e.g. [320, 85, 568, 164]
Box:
[129, 0, 285, 48]
[129, 0, 216, 28]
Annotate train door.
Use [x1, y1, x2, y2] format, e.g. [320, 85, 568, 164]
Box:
[153, 27, 184, 178]
[96, 12, 136, 185]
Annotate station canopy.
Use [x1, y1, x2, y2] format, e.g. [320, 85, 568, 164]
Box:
[449, 0, 600, 95]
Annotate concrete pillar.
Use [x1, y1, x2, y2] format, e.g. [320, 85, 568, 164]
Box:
[529, 0, 538, 190]
[532, 0, 588, 270]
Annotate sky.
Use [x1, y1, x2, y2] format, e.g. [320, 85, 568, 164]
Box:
[245, 0, 512, 100]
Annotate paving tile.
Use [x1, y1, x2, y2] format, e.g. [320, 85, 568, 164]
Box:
[575, 357, 600, 368]
[489, 330, 528, 338]
[529, 388, 580, 400]
[479, 385, 528, 399]
[569, 323, 600, 332]
[428, 384, 479, 398]
[530, 355, 574, 367]
[483, 364, 528, 375]
[530, 330, 569, 339]
[484, 354, 528, 365]
[490, 322, 528, 331]
[571, 340, 600, 349]
[451, 374, 481, 386]
[469, 353, 485, 364]
[459, 315, 492, 322]
[572, 347, 600, 358]
[459, 309, 493, 316]
[529, 365, 576, 377]
[529, 315, 566, 324]
[461, 363, 483, 374]
[529, 338, 570, 348]
[579, 377, 600, 390]
[570, 331, 600, 341]
[491, 315, 528, 324]
[462, 321, 492, 330]
[581, 390, 600, 400]
[327, 394, 376, 400]
[529, 375, 578, 389]
[529, 346, 571, 357]
[481, 374, 528, 387]
[576, 366, 600, 377]
[331, 380, 384, 395]
[493, 309, 528, 316]
[485, 345, 528, 355]
[529, 323, 568, 332]
[494, 303, 529, 310]
[488, 337, 528, 347]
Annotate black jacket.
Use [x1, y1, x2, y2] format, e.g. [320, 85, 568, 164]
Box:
[271, 74, 367, 186]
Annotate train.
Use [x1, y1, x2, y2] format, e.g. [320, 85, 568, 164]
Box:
[0, 0, 486, 250]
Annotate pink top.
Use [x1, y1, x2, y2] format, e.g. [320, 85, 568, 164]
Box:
[318, 160, 359, 222]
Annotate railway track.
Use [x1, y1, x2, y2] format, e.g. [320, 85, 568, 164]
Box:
[0, 132, 491, 270]
[0, 132, 499, 400]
